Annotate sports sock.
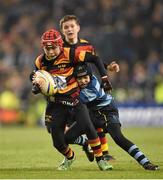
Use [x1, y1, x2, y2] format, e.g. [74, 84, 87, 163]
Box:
[73, 134, 87, 146]
[128, 145, 149, 166]
[88, 137, 103, 162]
[62, 146, 74, 160]
[97, 128, 109, 155]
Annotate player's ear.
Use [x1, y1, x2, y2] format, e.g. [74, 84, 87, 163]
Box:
[77, 24, 80, 32]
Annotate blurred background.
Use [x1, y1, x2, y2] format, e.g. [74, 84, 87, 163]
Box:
[0, 0, 163, 126]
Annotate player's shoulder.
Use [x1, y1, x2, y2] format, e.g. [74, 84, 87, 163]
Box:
[35, 54, 43, 61]
[35, 54, 44, 67]
[91, 75, 100, 86]
[79, 38, 92, 45]
[62, 47, 71, 57]
[91, 75, 99, 84]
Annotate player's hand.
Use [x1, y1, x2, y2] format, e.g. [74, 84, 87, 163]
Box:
[32, 83, 41, 94]
[101, 76, 113, 92]
[29, 71, 37, 82]
[107, 61, 120, 72]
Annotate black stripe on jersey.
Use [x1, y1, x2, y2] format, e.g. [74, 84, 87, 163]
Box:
[40, 54, 55, 67]
[78, 42, 91, 46]
[47, 63, 72, 71]
[63, 38, 91, 47]
[69, 47, 75, 66]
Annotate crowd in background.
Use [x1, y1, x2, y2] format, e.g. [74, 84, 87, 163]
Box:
[0, 0, 163, 125]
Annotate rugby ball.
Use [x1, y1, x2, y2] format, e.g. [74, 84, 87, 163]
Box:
[34, 70, 58, 96]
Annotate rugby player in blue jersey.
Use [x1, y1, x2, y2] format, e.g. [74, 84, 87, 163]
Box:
[74, 63, 159, 171]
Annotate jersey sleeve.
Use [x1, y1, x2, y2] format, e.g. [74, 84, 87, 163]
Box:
[75, 40, 96, 62]
[34, 55, 42, 70]
[74, 39, 107, 77]
[84, 53, 107, 77]
[29, 55, 42, 82]
[90, 76, 103, 97]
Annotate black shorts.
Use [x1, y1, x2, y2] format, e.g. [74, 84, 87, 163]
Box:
[89, 99, 121, 131]
[45, 101, 98, 141]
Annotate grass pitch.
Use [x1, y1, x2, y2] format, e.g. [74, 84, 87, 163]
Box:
[0, 126, 163, 179]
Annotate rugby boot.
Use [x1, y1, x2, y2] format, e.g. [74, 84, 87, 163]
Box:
[58, 156, 76, 170]
[143, 162, 159, 170]
[104, 154, 116, 162]
[97, 159, 113, 171]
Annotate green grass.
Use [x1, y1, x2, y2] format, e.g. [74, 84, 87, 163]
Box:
[0, 126, 163, 179]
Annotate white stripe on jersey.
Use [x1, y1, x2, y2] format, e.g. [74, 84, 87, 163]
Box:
[80, 75, 112, 107]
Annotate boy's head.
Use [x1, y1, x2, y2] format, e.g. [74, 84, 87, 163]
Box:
[74, 64, 92, 89]
[59, 15, 80, 44]
[41, 29, 63, 60]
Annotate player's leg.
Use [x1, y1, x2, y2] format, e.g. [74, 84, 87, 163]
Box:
[64, 117, 94, 162]
[45, 103, 75, 170]
[89, 108, 115, 161]
[96, 128, 115, 161]
[73, 133, 94, 162]
[104, 99, 159, 170]
[65, 102, 113, 170]
[107, 123, 159, 170]
[65, 107, 113, 162]
[72, 128, 115, 162]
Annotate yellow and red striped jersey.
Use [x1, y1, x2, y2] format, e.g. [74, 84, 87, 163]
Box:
[63, 38, 107, 78]
[33, 39, 107, 100]
[34, 47, 79, 97]
[63, 38, 96, 63]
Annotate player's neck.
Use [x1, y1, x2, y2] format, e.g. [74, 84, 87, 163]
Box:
[66, 37, 78, 45]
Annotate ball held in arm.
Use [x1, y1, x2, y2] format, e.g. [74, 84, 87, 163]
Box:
[33, 70, 58, 96]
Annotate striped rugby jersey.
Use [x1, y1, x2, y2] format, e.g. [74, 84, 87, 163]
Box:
[34, 48, 79, 97]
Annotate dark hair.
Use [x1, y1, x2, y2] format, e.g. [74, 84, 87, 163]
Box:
[59, 15, 80, 29]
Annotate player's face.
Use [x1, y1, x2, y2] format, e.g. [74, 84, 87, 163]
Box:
[43, 45, 60, 60]
[61, 20, 80, 43]
[77, 75, 90, 89]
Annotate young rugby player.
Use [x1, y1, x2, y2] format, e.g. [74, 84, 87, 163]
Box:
[30, 28, 113, 170]
[74, 63, 159, 171]
[60, 14, 119, 161]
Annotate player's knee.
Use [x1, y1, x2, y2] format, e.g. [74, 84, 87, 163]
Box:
[112, 134, 123, 145]
[53, 141, 67, 152]
[84, 125, 97, 138]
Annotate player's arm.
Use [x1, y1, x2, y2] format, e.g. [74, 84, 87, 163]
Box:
[31, 83, 41, 94]
[30, 55, 42, 81]
[29, 57, 42, 94]
[84, 52, 112, 91]
[29, 69, 37, 82]
[84, 52, 106, 76]
[30, 70, 41, 95]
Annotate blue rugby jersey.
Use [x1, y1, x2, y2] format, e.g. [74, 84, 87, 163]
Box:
[79, 75, 113, 108]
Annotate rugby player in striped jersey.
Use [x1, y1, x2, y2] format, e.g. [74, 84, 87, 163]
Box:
[60, 14, 119, 161]
[30, 28, 113, 170]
